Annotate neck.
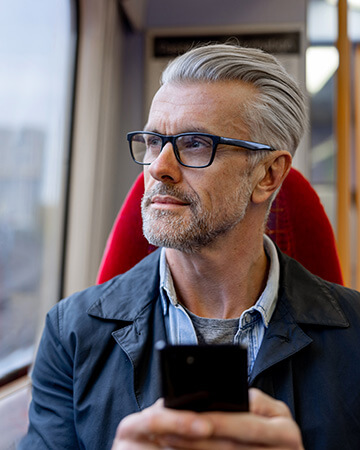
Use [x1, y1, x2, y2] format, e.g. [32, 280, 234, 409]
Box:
[165, 225, 269, 319]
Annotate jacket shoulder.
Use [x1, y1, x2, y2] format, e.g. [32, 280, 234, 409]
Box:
[323, 279, 360, 322]
[47, 249, 161, 340]
[278, 248, 360, 327]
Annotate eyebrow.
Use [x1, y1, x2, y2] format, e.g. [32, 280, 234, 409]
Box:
[143, 126, 215, 135]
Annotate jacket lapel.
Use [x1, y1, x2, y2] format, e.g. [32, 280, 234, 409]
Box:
[88, 250, 166, 411]
[249, 297, 313, 386]
[112, 296, 167, 410]
[249, 249, 349, 413]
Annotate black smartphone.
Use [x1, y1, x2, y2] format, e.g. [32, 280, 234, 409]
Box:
[157, 342, 248, 412]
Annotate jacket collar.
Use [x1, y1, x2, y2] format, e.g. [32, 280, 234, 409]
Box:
[276, 248, 349, 328]
[87, 249, 162, 321]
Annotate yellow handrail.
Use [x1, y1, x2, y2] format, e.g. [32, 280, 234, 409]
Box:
[355, 45, 360, 290]
[336, 0, 351, 286]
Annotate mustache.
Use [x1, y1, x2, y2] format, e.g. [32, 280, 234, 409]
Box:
[142, 184, 198, 207]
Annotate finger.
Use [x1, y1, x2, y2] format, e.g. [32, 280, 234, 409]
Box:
[160, 434, 245, 450]
[202, 412, 302, 448]
[160, 433, 296, 450]
[249, 388, 292, 418]
[115, 400, 213, 442]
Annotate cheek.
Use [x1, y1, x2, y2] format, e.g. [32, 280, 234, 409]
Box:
[188, 168, 229, 204]
[196, 180, 225, 209]
[214, 169, 252, 202]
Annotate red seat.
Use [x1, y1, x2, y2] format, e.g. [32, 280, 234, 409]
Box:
[97, 168, 344, 285]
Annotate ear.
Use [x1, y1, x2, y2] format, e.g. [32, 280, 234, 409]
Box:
[251, 151, 292, 204]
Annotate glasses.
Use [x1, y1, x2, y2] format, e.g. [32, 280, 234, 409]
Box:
[127, 131, 276, 168]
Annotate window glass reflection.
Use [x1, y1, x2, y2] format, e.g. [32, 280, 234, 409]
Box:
[0, 0, 76, 381]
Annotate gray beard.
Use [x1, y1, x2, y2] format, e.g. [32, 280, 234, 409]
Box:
[141, 181, 252, 254]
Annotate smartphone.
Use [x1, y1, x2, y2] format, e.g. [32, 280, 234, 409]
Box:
[157, 342, 248, 412]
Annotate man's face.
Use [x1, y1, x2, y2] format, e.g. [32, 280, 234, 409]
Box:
[141, 80, 257, 253]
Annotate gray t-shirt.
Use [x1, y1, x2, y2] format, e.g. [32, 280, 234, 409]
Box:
[185, 307, 239, 345]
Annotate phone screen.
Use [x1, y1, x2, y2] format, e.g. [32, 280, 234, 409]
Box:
[157, 343, 248, 412]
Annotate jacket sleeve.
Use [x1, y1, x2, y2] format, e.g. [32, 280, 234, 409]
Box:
[18, 306, 79, 449]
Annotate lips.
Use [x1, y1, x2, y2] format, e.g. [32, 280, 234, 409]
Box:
[151, 195, 189, 206]
[142, 185, 196, 210]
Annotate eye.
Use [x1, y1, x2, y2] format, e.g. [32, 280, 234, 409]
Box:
[179, 135, 212, 150]
[144, 135, 162, 147]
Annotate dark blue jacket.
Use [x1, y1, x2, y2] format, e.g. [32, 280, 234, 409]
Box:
[19, 248, 360, 449]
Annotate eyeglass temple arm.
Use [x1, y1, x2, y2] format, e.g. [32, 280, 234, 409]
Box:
[219, 137, 276, 151]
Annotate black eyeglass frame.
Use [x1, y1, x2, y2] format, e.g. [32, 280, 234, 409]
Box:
[127, 131, 276, 169]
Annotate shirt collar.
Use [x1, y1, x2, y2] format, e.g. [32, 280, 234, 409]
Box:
[248, 234, 279, 328]
[159, 234, 280, 326]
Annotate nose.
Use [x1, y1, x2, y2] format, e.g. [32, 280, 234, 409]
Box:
[147, 142, 182, 183]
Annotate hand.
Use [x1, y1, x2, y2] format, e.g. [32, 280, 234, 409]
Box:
[112, 388, 304, 449]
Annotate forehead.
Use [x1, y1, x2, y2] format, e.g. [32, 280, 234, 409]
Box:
[146, 81, 256, 137]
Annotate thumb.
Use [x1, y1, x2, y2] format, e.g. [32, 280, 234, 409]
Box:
[249, 388, 292, 418]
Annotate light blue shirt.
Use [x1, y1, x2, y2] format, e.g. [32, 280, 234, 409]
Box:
[159, 234, 280, 375]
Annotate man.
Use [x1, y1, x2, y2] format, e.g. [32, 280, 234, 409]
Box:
[20, 44, 360, 450]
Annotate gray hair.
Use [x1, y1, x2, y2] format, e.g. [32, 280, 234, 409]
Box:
[161, 43, 307, 160]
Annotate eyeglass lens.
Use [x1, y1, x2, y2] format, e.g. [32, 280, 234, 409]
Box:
[131, 133, 214, 167]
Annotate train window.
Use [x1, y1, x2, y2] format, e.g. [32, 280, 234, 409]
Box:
[0, 0, 77, 385]
[306, 45, 338, 227]
[307, 0, 339, 230]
